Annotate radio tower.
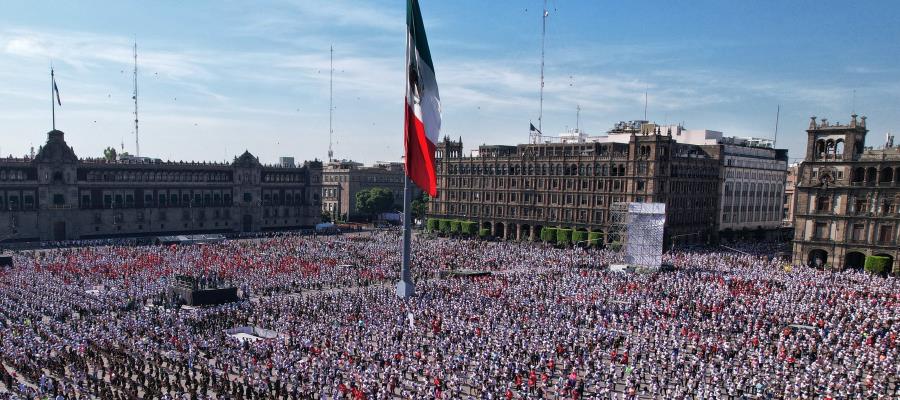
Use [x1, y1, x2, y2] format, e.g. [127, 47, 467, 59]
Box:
[328, 45, 334, 162]
[531, 0, 549, 144]
[133, 41, 140, 157]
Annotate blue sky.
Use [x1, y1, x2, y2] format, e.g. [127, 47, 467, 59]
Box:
[0, 0, 898, 164]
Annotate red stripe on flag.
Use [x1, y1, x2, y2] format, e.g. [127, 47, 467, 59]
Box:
[404, 101, 437, 196]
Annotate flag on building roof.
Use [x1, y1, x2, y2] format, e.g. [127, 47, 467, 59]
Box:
[404, 0, 441, 196]
[52, 73, 61, 106]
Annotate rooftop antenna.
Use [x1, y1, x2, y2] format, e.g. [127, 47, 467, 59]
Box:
[533, 0, 548, 144]
[773, 104, 780, 148]
[575, 104, 581, 132]
[133, 41, 140, 157]
[328, 45, 334, 162]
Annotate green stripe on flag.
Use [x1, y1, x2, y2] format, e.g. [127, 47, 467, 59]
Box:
[407, 0, 434, 71]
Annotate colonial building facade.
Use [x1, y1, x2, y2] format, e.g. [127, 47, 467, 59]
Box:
[716, 141, 789, 239]
[428, 125, 721, 246]
[320, 160, 408, 220]
[662, 125, 789, 239]
[792, 115, 900, 272]
[0, 130, 323, 242]
[783, 163, 799, 228]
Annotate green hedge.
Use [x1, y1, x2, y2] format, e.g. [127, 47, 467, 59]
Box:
[449, 220, 461, 234]
[557, 228, 572, 246]
[461, 221, 477, 236]
[587, 231, 603, 248]
[438, 219, 451, 234]
[426, 219, 439, 232]
[540, 227, 557, 242]
[478, 228, 490, 238]
[865, 255, 891, 275]
[572, 229, 587, 246]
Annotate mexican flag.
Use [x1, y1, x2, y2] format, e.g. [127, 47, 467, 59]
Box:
[404, 0, 441, 196]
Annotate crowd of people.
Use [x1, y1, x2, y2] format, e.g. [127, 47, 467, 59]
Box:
[0, 232, 898, 399]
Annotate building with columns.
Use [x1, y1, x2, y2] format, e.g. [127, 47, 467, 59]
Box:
[792, 115, 900, 272]
[428, 122, 722, 246]
[0, 130, 323, 243]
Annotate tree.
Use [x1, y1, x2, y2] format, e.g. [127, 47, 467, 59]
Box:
[461, 221, 477, 236]
[449, 220, 461, 235]
[355, 187, 395, 220]
[864, 255, 891, 275]
[587, 231, 603, 248]
[557, 228, 572, 247]
[540, 227, 557, 243]
[103, 147, 118, 162]
[438, 219, 451, 235]
[410, 193, 430, 221]
[572, 229, 587, 246]
[321, 210, 333, 223]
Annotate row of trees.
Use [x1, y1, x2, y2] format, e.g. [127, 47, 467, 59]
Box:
[425, 220, 615, 249]
[539, 227, 612, 248]
[426, 219, 487, 237]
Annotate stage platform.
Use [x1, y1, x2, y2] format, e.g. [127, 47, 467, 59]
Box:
[172, 286, 239, 306]
[0, 254, 12, 268]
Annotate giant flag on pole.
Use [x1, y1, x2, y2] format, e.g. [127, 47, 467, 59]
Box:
[404, 0, 440, 196]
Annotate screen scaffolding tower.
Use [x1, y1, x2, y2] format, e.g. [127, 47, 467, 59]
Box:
[608, 202, 629, 249]
[608, 202, 666, 270]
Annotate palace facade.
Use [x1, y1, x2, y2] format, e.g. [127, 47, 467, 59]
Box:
[792, 115, 900, 272]
[428, 124, 722, 246]
[0, 130, 323, 242]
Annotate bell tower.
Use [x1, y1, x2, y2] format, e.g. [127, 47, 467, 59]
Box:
[805, 114, 867, 162]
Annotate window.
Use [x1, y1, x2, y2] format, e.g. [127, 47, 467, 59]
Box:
[814, 222, 828, 239]
[878, 225, 894, 244]
[52, 194, 65, 206]
[851, 224, 865, 242]
[815, 195, 831, 213]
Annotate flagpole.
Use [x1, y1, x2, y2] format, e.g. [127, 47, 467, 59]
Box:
[51, 67, 56, 131]
[397, 175, 414, 298]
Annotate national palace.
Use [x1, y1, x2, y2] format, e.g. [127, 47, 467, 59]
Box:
[0, 130, 323, 242]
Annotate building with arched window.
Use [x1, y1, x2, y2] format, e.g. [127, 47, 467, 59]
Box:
[792, 115, 900, 273]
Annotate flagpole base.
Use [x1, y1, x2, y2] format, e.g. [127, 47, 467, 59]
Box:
[396, 280, 415, 299]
